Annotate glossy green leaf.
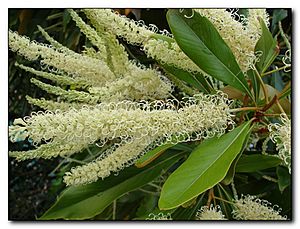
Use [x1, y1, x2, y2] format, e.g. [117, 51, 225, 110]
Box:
[272, 70, 285, 91]
[216, 184, 234, 219]
[162, 64, 213, 94]
[222, 153, 242, 186]
[221, 85, 244, 100]
[166, 9, 252, 98]
[135, 195, 158, 217]
[222, 128, 252, 185]
[271, 9, 288, 32]
[255, 17, 279, 74]
[159, 120, 252, 210]
[236, 154, 282, 173]
[39, 151, 185, 220]
[279, 81, 291, 100]
[135, 143, 174, 168]
[171, 193, 206, 220]
[261, 84, 291, 115]
[277, 166, 290, 193]
[247, 69, 260, 102]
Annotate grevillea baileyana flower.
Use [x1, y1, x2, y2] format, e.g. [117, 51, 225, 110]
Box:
[83, 9, 202, 74]
[9, 27, 172, 102]
[83, 9, 268, 74]
[268, 114, 291, 173]
[63, 137, 156, 185]
[232, 195, 287, 220]
[195, 9, 269, 72]
[9, 92, 233, 149]
[9, 141, 88, 161]
[9, 92, 234, 185]
[25, 96, 87, 112]
[146, 212, 172, 220]
[195, 205, 227, 220]
[88, 63, 173, 102]
[9, 30, 116, 86]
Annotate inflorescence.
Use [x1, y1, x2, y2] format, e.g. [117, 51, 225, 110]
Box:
[10, 92, 234, 185]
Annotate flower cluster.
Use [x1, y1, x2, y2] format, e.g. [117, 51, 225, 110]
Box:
[195, 205, 226, 220]
[195, 9, 269, 72]
[268, 114, 291, 173]
[9, 92, 233, 185]
[82, 9, 204, 74]
[146, 212, 172, 220]
[9, 92, 233, 147]
[63, 137, 156, 186]
[9, 30, 115, 86]
[85, 9, 269, 74]
[9, 10, 173, 104]
[232, 195, 287, 220]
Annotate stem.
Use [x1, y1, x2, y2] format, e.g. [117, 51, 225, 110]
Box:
[49, 159, 67, 175]
[262, 175, 278, 183]
[263, 113, 284, 117]
[34, 22, 63, 34]
[262, 95, 278, 112]
[86, 147, 94, 157]
[112, 200, 117, 220]
[214, 196, 235, 205]
[231, 182, 238, 200]
[278, 81, 291, 99]
[61, 155, 86, 165]
[147, 182, 161, 190]
[261, 66, 287, 77]
[46, 12, 64, 20]
[279, 21, 291, 51]
[166, 72, 197, 96]
[138, 188, 159, 195]
[254, 67, 269, 104]
[229, 107, 261, 113]
[206, 188, 214, 207]
[275, 98, 286, 114]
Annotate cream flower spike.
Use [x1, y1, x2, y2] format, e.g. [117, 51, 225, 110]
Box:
[9, 31, 116, 86]
[63, 136, 156, 185]
[232, 195, 287, 220]
[83, 9, 202, 74]
[268, 114, 291, 173]
[195, 9, 269, 72]
[196, 205, 227, 220]
[146, 212, 172, 220]
[9, 92, 233, 148]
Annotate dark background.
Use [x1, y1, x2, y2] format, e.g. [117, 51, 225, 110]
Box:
[8, 9, 292, 220]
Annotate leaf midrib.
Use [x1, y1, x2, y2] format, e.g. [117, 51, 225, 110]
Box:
[42, 152, 183, 219]
[174, 12, 250, 96]
[169, 123, 249, 206]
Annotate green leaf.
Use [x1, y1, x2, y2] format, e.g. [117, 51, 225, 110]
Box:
[247, 69, 260, 102]
[135, 195, 158, 218]
[261, 84, 291, 115]
[279, 81, 291, 100]
[135, 143, 174, 168]
[171, 193, 206, 220]
[221, 85, 244, 100]
[39, 151, 185, 220]
[216, 184, 234, 219]
[162, 63, 213, 94]
[158, 120, 252, 210]
[271, 9, 288, 32]
[271, 70, 285, 92]
[255, 17, 279, 74]
[276, 166, 290, 193]
[166, 9, 252, 99]
[235, 154, 282, 173]
[222, 153, 242, 186]
[222, 127, 252, 185]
